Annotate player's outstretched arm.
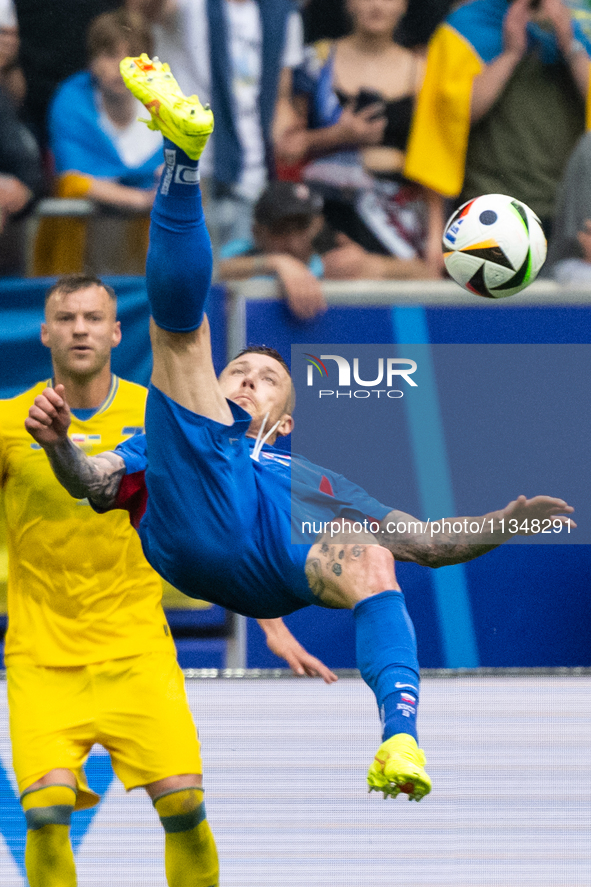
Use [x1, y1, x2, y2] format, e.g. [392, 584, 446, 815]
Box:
[379, 495, 575, 567]
[25, 384, 125, 508]
[257, 618, 338, 684]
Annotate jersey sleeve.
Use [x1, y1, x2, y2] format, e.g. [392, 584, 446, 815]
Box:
[93, 433, 148, 529]
[114, 431, 148, 474]
[328, 470, 392, 523]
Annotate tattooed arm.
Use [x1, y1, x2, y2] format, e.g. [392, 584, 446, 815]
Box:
[42, 440, 125, 509]
[379, 496, 575, 567]
[25, 383, 125, 509]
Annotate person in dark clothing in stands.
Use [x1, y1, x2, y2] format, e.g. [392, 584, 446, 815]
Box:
[219, 179, 435, 322]
[302, 0, 453, 49]
[0, 82, 43, 273]
[275, 0, 442, 276]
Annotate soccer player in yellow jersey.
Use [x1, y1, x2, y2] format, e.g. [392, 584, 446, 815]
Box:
[0, 273, 336, 887]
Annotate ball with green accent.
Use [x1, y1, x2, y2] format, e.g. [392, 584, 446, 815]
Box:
[442, 194, 547, 298]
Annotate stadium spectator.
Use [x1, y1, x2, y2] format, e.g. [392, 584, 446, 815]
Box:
[135, 0, 305, 253]
[545, 130, 591, 283]
[0, 86, 40, 222]
[394, 0, 453, 50]
[0, 0, 42, 275]
[13, 0, 123, 143]
[219, 179, 436, 320]
[1, 273, 336, 887]
[0, 85, 42, 275]
[36, 9, 163, 275]
[0, 0, 24, 104]
[274, 0, 441, 274]
[219, 180, 327, 319]
[49, 9, 161, 212]
[404, 0, 591, 263]
[302, 0, 453, 49]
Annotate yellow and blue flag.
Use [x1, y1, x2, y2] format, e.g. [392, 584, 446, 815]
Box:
[404, 0, 591, 197]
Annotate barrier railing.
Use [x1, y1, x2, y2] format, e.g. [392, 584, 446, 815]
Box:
[24, 198, 93, 276]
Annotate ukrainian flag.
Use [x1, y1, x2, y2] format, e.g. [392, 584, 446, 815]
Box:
[404, 0, 591, 198]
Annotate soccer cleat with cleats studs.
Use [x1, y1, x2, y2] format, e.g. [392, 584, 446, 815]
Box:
[120, 53, 214, 160]
[367, 733, 432, 802]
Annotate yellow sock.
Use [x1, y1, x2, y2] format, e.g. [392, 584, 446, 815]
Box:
[22, 785, 77, 887]
[154, 788, 219, 887]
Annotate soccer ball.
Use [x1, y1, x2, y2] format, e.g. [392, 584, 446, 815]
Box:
[442, 194, 547, 298]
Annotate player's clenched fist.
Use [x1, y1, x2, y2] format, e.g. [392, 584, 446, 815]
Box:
[24, 383, 71, 447]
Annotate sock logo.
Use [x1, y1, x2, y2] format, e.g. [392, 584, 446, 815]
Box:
[400, 693, 416, 704]
[161, 148, 176, 195]
[174, 165, 200, 185]
[395, 682, 418, 691]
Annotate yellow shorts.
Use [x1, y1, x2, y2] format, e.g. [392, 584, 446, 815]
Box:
[8, 651, 202, 810]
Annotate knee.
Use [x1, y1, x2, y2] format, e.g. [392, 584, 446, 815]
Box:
[22, 785, 76, 831]
[154, 787, 207, 834]
[354, 544, 398, 597]
[361, 543, 395, 570]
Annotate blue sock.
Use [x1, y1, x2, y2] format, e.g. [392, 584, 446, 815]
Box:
[146, 137, 213, 332]
[353, 590, 420, 743]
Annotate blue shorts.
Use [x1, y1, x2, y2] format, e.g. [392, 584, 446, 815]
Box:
[138, 385, 317, 619]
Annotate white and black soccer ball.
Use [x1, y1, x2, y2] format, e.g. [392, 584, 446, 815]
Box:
[442, 194, 547, 298]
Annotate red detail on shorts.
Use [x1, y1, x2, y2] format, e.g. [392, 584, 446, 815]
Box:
[116, 470, 148, 529]
[319, 475, 334, 496]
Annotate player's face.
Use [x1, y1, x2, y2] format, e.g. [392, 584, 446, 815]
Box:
[41, 285, 121, 380]
[219, 353, 294, 440]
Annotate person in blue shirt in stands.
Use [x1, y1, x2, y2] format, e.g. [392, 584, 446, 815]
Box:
[218, 180, 328, 321]
[219, 179, 434, 321]
[39, 9, 163, 275]
[27, 55, 575, 811]
[48, 9, 162, 213]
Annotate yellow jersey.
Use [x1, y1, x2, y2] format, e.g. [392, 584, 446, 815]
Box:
[0, 376, 175, 666]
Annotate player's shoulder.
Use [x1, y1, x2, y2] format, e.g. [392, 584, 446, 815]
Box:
[0, 380, 50, 429]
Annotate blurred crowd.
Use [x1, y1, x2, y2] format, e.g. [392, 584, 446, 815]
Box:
[2, 0, 591, 313]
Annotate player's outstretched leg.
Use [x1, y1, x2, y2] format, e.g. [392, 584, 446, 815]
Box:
[354, 591, 432, 801]
[154, 788, 219, 887]
[120, 54, 214, 333]
[306, 542, 432, 799]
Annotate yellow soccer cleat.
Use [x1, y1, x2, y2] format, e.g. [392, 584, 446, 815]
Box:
[120, 53, 214, 160]
[367, 733, 432, 802]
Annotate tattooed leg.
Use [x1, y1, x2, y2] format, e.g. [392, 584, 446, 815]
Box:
[304, 527, 399, 609]
[305, 526, 423, 765]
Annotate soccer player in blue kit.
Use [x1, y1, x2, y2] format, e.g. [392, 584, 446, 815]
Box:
[26, 55, 576, 805]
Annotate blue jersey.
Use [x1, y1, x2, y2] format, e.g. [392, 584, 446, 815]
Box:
[111, 386, 392, 619]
